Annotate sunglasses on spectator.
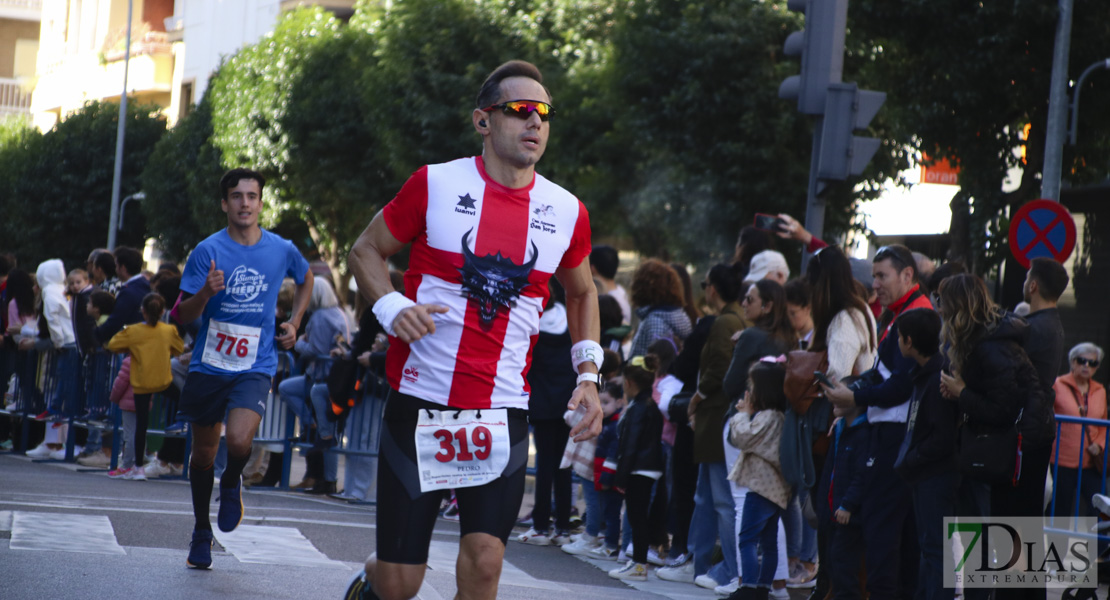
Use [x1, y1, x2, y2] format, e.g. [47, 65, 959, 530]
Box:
[1075, 357, 1100, 367]
[481, 100, 555, 122]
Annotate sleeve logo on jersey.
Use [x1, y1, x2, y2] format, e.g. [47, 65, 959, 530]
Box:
[227, 266, 269, 303]
[458, 228, 538, 327]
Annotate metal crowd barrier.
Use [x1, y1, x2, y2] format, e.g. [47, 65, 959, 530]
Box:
[1046, 414, 1110, 553]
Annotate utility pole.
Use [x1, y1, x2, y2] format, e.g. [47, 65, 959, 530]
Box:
[1041, 0, 1073, 202]
[106, 0, 134, 250]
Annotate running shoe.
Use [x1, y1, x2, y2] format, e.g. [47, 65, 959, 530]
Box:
[344, 567, 382, 600]
[516, 528, 552, 546]
[186, 529, 214, 569]
[663, 551, 691, 567]
[441, 498, 460, 521]
[656, 559, 695, 583]
[587, 545, 620, 561]
[164, 420, 188, 434]
[217, 476, 244, 532]
[124, 466, 147, 481]
[608, 561, 648, 582]
[107, 466, 132, 479]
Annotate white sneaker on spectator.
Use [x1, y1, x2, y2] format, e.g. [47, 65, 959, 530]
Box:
[695, 574, 720, 590]
[769, 586, 790, 599]
[655, 561, 695, 583]
[551, 530, 572, 546]
[516, 528, 551, 546]
[664, 551, 691, 567]
[77, 452, 111, 468]
[617, 542, 632, 563]
[608, 561, 648, 582]
[124, 466, 147, 481]
[49, 447, 67, 461]
[169, 463, 184, 476]
[646, 547, 666, 566]
[562, 536, 603, 556]
[714, 578, 740, 596]
[786, 561, 817, 588]
[144, 461, 172, 478]
[587, 545, 619, 561]
[26, 444, 52, 458]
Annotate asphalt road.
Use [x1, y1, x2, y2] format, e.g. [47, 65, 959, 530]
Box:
[0, 452, 741, 600]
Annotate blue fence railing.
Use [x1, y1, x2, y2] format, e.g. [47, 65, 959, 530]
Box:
[1046, 414, 1110, 550]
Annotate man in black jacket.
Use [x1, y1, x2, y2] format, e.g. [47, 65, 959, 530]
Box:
[94, 246, 149, 344]
[894, 308, 959, 600]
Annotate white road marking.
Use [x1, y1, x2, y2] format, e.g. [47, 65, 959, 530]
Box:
[213, 524, 348, 568]
[426, 540, 569, 592]
[10, 511, 125, 554]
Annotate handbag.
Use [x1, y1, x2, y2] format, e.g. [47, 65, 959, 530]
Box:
[958, 421, 1022, 486]
[668, 391, 693, 426]
[783, 349, 829, 416]
[325, 356, 361, 422]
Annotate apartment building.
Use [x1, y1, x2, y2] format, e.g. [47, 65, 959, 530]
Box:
[0, 0, 40, 120]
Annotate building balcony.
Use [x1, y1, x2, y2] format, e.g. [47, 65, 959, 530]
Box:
[0, 0, 42, 22]
[0, 77, 32, 118]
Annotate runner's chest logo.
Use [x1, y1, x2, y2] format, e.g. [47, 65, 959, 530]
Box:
[458, 228, 538, 327]
[530, 204, 556, 234]
[455, 193, 478, 216]
[227, 266, 269, 303]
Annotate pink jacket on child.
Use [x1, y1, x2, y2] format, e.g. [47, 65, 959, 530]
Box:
[110, 356, 136, 412]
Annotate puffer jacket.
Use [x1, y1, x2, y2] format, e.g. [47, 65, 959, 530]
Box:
[956, 313, 1042, 431]
[614, 391, 665, 489]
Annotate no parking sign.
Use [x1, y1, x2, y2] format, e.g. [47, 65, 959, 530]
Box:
[1008, 199, 1077, 269]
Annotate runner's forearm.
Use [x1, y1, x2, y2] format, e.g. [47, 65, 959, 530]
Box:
[288, 269, 314, 330]
[349, 212, 405, 304]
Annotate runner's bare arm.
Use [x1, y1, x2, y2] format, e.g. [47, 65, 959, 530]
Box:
[277, 268, 313, 349]
[349, 211, 448, 344]
[557, 258, 603, 441]
[176, 260, 225, 324]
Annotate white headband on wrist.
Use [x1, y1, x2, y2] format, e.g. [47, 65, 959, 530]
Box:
[571, 340, 604, 374]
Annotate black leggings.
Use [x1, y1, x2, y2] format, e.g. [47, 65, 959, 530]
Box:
[133, 393, 151, 467]
[626, 475, 656, 564]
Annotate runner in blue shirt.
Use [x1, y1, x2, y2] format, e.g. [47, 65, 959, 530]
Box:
[173, 168, 313, 570]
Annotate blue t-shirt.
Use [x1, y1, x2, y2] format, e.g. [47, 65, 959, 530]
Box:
[181, 229, 310, 376]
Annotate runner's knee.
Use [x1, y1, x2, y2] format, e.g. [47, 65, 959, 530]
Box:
[372, 563, 425, 600]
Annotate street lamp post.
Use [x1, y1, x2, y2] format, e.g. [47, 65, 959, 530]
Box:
[1069, 58, 1110, 146]
[106, 0, 134, 250]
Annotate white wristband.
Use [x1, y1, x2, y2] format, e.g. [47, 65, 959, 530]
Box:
[576, 372, 601, 388]
[372, 291, 417, 338]
[571, 340, 604, 374]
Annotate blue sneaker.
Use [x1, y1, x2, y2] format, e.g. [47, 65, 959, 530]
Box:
[217, 476, 244, 532]
[165, 421, 188, 434]
[344, 568, 381, 600]
[186, 529, 213, 569]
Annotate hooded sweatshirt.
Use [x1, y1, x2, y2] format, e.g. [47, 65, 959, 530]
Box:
[35, 259, 75, 348]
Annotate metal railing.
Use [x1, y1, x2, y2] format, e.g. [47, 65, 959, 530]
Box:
[1046, 414, 1110, 548]
[0, 78, 32, 118]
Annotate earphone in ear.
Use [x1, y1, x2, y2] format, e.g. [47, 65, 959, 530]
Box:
[479, 120, 487, 127]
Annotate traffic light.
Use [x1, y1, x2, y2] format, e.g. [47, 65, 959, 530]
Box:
[778, 0, 849, 116]
[817, 83, 886, 180]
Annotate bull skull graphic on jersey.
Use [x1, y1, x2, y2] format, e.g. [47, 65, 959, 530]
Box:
[458, 228, 538, 326]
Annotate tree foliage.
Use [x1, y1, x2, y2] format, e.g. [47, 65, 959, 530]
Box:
[1, 101, 165, 268]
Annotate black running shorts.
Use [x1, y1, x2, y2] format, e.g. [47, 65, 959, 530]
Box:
[375, 390, 528, 565]
[177, 372, 271, 427]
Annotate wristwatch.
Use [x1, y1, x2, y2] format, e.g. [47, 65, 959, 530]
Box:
[576, 372, 601, 389]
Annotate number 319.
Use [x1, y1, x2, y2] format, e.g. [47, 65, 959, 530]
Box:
[433, 426, 492, 463]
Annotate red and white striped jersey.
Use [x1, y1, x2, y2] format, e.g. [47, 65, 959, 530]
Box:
[382, 156, 592, 410]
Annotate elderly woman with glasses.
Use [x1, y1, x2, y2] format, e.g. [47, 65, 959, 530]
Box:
[1050, 342, 1108, 518]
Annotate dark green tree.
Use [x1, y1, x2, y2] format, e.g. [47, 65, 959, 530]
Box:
[3, 101, 165, 268]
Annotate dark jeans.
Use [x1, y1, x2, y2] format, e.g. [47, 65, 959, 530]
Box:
[911, 470, 960, 600]
[829, 522, 865, 600]
[600, 488, 623, 549]
[737, 491, 782, 588]
[1050, 464, 1103, 518]
[669, 423, 697, 555]
[626, 475, 655, 564]
[862, 422, 918, 600]
[530, 419, 572, 532]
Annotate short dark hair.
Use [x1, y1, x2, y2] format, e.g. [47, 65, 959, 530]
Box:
[0, 253, 16, 277]
[94, 251, 116, 278]
[590, 245, 619, 279]
[1028, 257, 1069, 302]
[598, 293, 623, 332]
[113, 246, 143, 277]
[89, 290, 115, 315]
[220, 168, 266, 201]
[475, 60, 549, 110]
[874, 244, 917, 282]
[895, 308, 941, 357]
[707, 263, 743, 304]
[927, 261, 966, 296]
[783, 278, 810, 308]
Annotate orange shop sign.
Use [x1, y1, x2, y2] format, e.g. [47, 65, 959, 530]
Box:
[921, 154, 959, 186]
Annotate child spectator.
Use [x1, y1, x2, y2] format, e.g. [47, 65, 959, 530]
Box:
[727, 361, 790, 599]
[560, 391, 604, 556]
[816, 370, 871, 600]
[107, 356, 144, 479]
[30, 260, 76, 422]
[589, 381, 625, 561]
[88, 291, 115, 328]
[608, 356, 665, 582]
[106, 293, 184, 480]
[893, 308, 958, 600]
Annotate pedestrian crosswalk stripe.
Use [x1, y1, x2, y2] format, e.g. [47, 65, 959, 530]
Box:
[10, 511, 125, 555]
[213, 524, 347, 568]
[426, 540, 569, 592]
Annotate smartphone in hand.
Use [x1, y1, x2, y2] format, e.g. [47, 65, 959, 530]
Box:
[754, 213, 785, 232]
[814, 371, 835, 388]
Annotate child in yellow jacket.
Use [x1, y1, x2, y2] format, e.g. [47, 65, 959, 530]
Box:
[107, 293, 184, 480]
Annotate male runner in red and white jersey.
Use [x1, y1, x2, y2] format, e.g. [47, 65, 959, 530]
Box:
[346, 60, 603, 600]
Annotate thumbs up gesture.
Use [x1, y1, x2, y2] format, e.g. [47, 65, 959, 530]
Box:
[203, 260, 226, 298]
